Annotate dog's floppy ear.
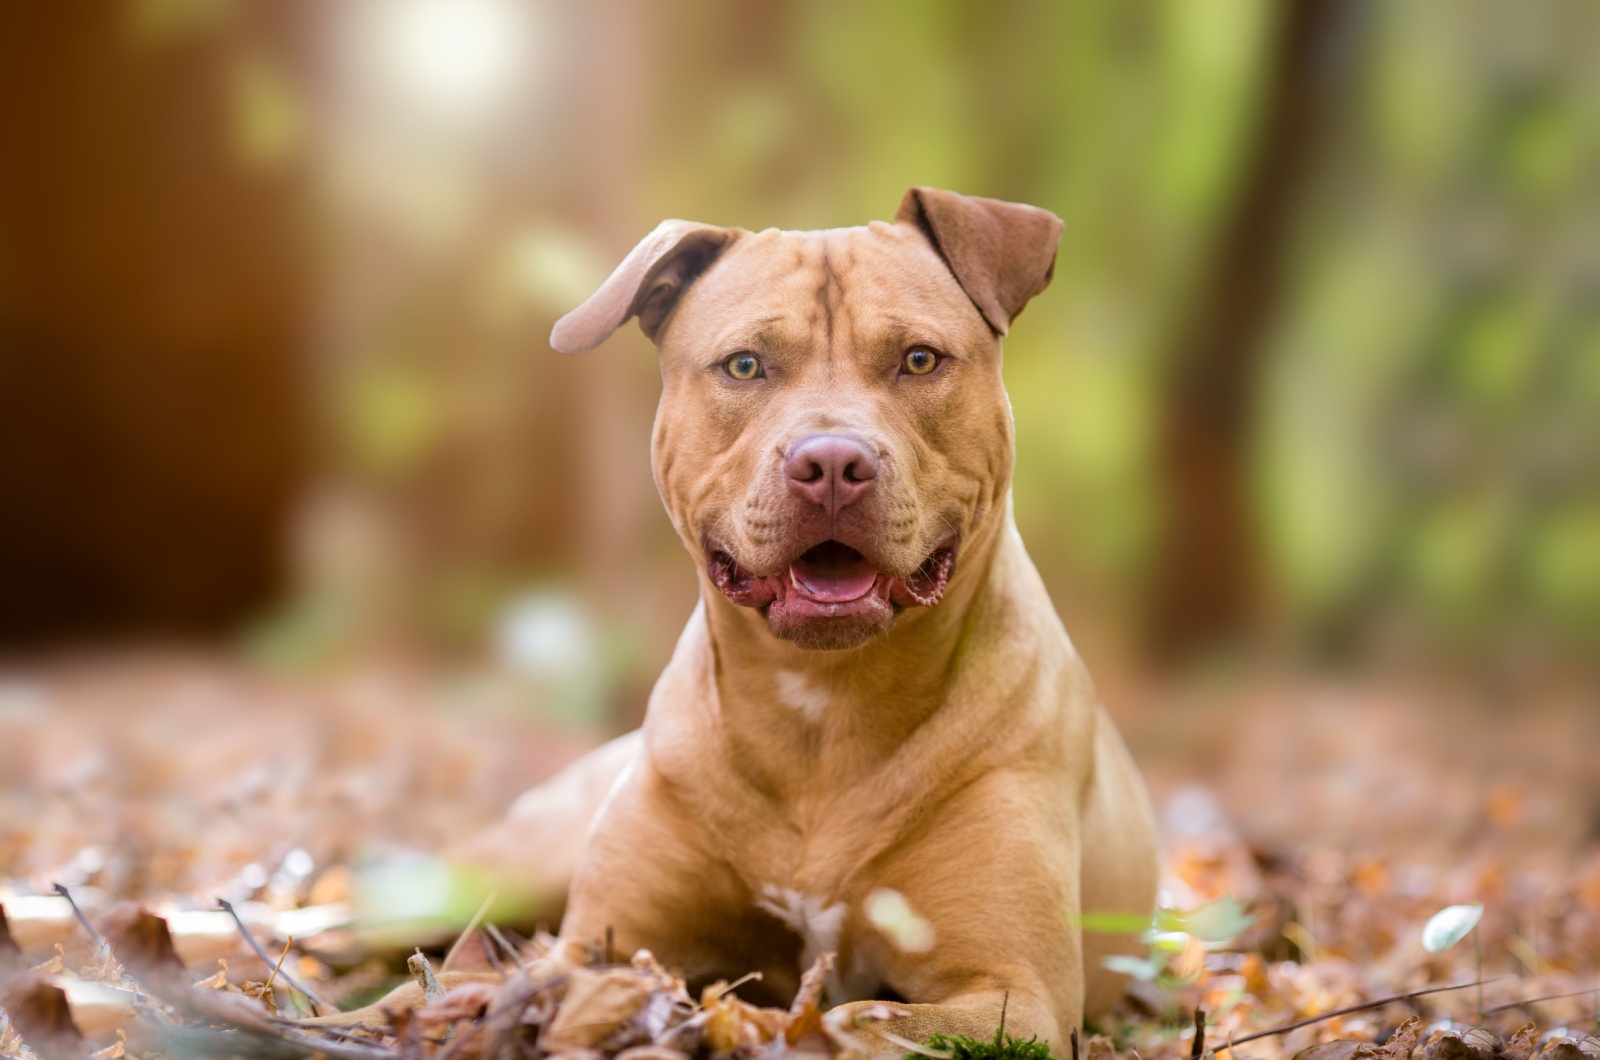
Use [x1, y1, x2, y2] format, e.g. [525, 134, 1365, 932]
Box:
[551, 221, 740, 353]
[895, 187, 1064, 335]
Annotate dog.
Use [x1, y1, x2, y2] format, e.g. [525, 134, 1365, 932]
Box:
[458, 187, 1160, 1056]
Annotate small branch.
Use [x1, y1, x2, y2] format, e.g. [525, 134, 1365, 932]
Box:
[154, 1022, 394, 1060]
[262, 937, 293, 1002]
[441, 893, 497, 975]
[50, 883, 109, 961]
[1482, 986, 1600, 1016]
[713, 971, 763, 1000]
[1191, 1007, 1207, 1060]
[477, 930, 506, 979]
[215, 899, 330, 1015]
[484, 924, 522, 965]
[1227, 978, 1503, 1047]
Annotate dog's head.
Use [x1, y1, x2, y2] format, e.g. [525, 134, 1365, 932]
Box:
[553, 187, 1062, 651]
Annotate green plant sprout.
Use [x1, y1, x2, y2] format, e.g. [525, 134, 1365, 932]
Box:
[1422, 902, 1485, 1022]
[917, 1032, 1056, 1060]
[910, 994, 1060, 1060]
[1083, 896, 1257, 1019]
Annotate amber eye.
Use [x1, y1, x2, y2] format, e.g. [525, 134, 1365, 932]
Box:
[902, 347, 938, 375]
[725, 353, 763, 380]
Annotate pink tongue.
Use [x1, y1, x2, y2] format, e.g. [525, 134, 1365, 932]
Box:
[790, 546, 879, 602]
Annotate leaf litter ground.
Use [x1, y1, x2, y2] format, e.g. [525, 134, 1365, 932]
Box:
[1, 656, 1596, 1060]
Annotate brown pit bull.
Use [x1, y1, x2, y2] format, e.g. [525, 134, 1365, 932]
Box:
[468, 188, 1161, 1055]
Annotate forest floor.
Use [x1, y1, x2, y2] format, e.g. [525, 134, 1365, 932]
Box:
[1, 653, 1596, 1060]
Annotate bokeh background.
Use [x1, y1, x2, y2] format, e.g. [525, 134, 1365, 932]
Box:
[1, 0, 1598, 962]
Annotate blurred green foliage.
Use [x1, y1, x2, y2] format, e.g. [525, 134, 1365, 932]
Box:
[148, 0, 1596, 676]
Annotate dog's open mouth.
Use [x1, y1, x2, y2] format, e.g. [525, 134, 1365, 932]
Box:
[705, 538, 957, 613]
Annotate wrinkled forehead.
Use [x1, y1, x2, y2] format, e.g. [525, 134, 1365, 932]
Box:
[662, 222, 990, 355]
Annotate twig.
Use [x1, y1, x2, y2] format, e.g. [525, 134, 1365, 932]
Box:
[478, 930, 506, 979]
[51, 882, 110, 960]
[1482, 986, 1600, 1016]
[262, 937, 292, 998]
[713, 970, 763, 999]
[215, 899, 331, 1014]
[485, 923, 523, 965]
[1072, 1026, 1081, 1060]
[1228, 978, 1503, 1047]
[440, 892, 497, 974]
[266, 1017, 375, 1044]
[155, 1022, 394, 1060]
[1191, 1006, 1207, 1060]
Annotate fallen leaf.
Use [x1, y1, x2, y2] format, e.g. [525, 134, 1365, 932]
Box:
[1293, 1017, 1423, 1060]
[786, 952, 834, 1045]
[2, 977, 87, 1060]
[543, 967, 652, 1051]
[1503, 1023, 1539, 1060]
[195, 958, 230, 989]
[100, 907, 185, 981]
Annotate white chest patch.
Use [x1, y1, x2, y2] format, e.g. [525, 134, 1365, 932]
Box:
[775, 670, 830, 723]
[755, 885, 846, 971]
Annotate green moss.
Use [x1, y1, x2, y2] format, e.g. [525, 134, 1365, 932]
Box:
[915, 1032, 1059, 1060]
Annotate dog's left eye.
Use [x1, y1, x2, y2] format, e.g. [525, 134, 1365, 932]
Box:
[902, 347, 939, 375]
[724, 353, 764, 380]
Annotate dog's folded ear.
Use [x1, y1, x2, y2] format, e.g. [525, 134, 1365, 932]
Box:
[895, 187, 1064, 335]
[551, 221, 741, 353]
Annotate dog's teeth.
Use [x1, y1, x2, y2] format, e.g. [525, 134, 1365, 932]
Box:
[788, 567, 801, 590]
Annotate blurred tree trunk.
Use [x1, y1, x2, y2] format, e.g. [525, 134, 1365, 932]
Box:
[1146, 0, 1343, 662]
[0, 6, 309, 646]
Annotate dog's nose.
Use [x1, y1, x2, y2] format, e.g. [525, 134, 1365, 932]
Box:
[784, 434, 879, 513]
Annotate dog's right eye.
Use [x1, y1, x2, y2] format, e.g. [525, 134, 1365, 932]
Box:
[724, 353, 764, 380]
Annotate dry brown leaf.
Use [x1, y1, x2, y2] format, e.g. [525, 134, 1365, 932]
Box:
[695, 980, 785, 1055]
[299, 968, 502, 1030]
[1085, 1034, 1119, 1060]
[1383, 1016, 1424, 1059]
[89, 1030, 127, 1060]
[1502, 1023, 1540, 1060]
[1292, 1017, 1423, 1060]
[785, 953, 835, 1046]
[32, 942, 67, 975]
[2, 977, 87, 1060]
[543, 967, 652, 1052]
[0, 903, 22, 966]
[100, 907, 185, 981]
[613, 1047, 692, 1060]
[52, 979, 140, 1039]
[1423, 1028, 1500, 1060]
[1294, 1041, 1380, 1060]
[195, 958, 230, 989]
[419, 979, 504, 1025]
